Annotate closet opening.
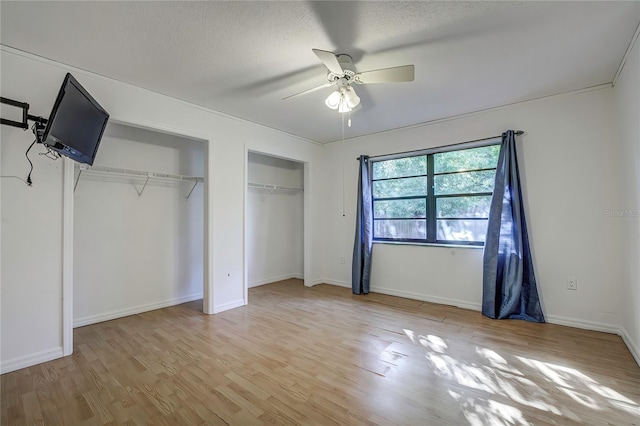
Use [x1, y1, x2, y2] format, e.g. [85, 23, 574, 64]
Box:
[72, 122, 206, 327]
[246, 151, 305, 300]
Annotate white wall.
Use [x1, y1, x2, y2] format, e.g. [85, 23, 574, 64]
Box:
[73, 123, 204, 326]
[614, 35, 640, 365]
[322, 86, 623, 332]
[0, 47, 322, 373]
[1, 125, 65, 369]
[247, 152, 303, 287]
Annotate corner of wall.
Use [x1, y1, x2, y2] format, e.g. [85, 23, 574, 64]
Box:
[621, 327, 640, 367]
[613, 18, 640, 370]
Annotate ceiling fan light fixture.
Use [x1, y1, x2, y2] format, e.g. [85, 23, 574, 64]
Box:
[343, 87, 360, 109]
[325, 90, 341, 109]
[285, 49, 415, 117]
[338, 96, 352, 113]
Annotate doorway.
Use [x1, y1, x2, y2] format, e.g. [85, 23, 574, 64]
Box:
[72, 122, 206, 327]
[245, 151, 305, 299]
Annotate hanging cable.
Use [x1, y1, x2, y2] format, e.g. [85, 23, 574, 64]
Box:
[24, 139, 36, 186]
[341, 112, 346, 217]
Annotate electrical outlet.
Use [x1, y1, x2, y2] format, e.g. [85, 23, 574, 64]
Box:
[568, 277, 577, 290]
[340, 257, 345, 265]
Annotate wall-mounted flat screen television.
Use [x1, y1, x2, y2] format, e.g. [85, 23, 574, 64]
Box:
[42, 73, 109, 165]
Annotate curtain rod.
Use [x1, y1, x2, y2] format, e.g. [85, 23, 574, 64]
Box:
[356, 130, 524, 161]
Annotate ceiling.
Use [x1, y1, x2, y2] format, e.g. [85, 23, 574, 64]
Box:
[1, 1, 638, 144]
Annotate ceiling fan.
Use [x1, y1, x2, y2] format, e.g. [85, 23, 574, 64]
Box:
[283, 49, 415, 114]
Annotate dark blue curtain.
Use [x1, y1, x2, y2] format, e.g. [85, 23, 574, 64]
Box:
[352, 155, 372, 294]
[482, 131, 544, 322]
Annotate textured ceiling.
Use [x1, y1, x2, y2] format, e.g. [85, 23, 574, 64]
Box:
[1, 1, 639, 144]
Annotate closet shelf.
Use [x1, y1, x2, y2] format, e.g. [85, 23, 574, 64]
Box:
[248, 182, 303, 193]
[74, 164, 203, 199]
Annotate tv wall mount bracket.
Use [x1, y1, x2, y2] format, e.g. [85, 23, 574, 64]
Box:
[1, 97, 48, 143]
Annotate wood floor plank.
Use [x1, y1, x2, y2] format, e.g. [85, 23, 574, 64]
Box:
[82, 389, 115, 424]
[2, 279, 640, 425]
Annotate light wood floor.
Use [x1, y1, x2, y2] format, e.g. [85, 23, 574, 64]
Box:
[2, 280, 639, 425]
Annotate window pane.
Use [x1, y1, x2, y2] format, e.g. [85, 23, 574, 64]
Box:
[434, 145, 500, 174]
[375, 219, 426, 239]
[372, 176, 427, 198]
[434, 170, 496, 195]
[437, 219, 488, 242]
[436, 195, 492, 218]
[374, 199, 426, 219]
[372, 156, 427, 180]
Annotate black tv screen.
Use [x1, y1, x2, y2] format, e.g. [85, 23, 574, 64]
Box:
[42, 73, 109, 165]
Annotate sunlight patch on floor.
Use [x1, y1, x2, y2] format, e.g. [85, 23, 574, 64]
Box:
[609, 399, 640, 417]
[476, 347, 523, 375]
[516, 355, 640, 411]
[403, 328, 416, 344]
[449, 390, 533, 426]
[418, 334, 448, 353]
[427, 351, 562, 415]
[403, 329, 639, 424]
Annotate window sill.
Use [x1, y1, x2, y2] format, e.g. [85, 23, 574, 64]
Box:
[373, 241, 484, 250]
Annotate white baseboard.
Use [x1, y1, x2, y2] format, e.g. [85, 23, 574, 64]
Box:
[74, 293, 203, 328]
[370, 285, 482, 311]
[1, 347, 64, 375]
[249, 273, 304, 288]
[321, 279, 350, 288]
[319, 280, 482, 311]
[213, 299, 246, 313]
[620, 328, 640, 368]
[544, 314, 620, 334]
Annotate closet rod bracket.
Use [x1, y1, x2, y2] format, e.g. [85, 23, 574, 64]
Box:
[74, 170, 83, 192]
[186, 181, 199, 200]
[135, 173, 153, 196]
[74, 164, 89, 192]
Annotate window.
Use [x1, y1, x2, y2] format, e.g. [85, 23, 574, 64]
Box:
[371, 142, 500, 245]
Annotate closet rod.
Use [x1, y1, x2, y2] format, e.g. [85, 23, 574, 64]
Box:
[77, 165, 203, 181]
[74, 164, 203, 198]
[248, 182, 303, 192]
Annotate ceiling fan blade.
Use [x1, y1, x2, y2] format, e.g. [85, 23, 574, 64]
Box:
[312, 49, 344, 76]
[282, 82, 333, 100]
[354, 65, 415, 84]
